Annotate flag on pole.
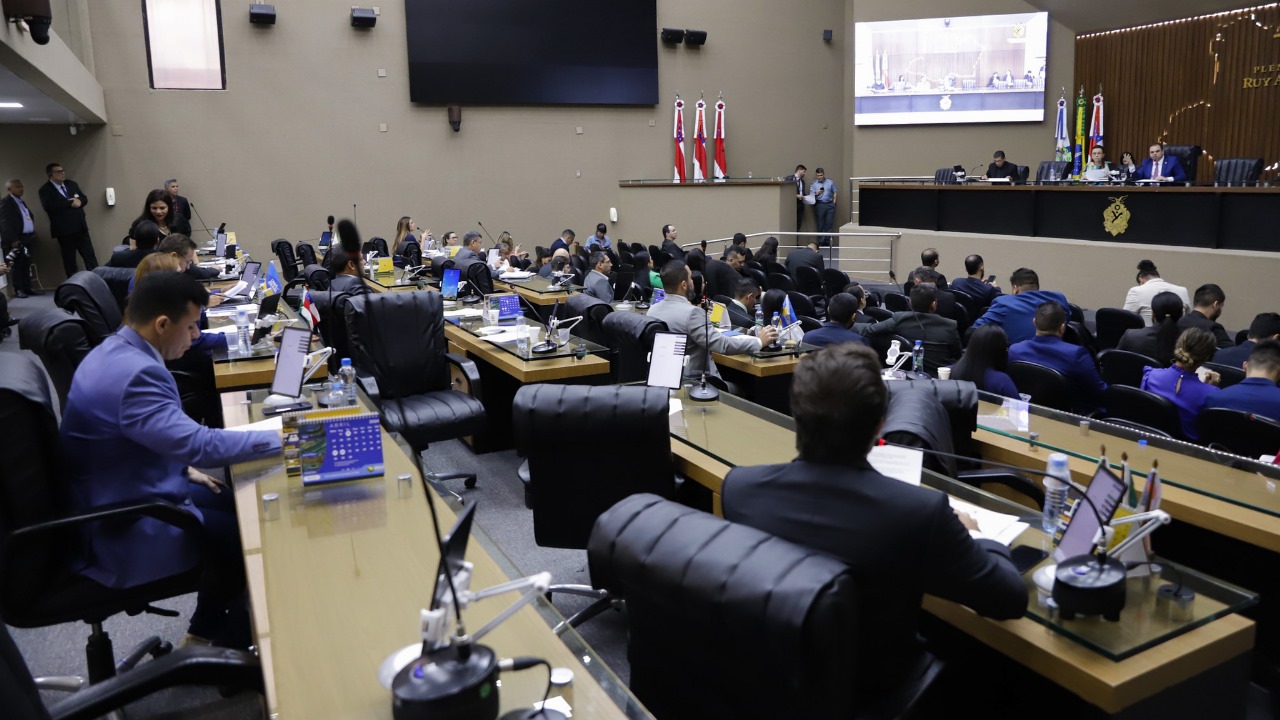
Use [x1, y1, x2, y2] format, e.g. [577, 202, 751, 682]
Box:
[672, 97, 686, 183]
[1088, 89, 1104, 155]
[692, 98, 708, 182]
[712, 97, 727, 182]
[1072, 86, 1086, 177]
[301, 288, 321, 329]
[263, 260, 283, 296]
[1054, 93, 1071, 163]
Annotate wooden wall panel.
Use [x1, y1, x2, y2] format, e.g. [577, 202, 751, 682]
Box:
[1074, 6, 1280, 183]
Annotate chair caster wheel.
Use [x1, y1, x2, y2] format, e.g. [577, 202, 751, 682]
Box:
[151, 641, 173, 659]
[464, 477, 477, 489]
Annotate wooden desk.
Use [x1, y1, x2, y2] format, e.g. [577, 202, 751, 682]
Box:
[208, 301, 307, 391]
[494, 277, 580, 308]
[222, 392, 644, 719]
[712, 348, 810, 414]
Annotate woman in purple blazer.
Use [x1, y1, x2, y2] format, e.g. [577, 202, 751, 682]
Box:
[1141, 327, 1221, 440]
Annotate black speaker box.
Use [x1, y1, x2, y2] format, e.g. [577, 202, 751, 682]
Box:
[249, 4, 275, 25]
[350, 7, 376, 28]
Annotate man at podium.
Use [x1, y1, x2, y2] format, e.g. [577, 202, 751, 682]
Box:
[981, 150, 1018, 180]
[1133, 143, 1186, 183]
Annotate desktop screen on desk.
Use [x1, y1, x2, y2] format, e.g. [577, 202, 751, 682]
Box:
[853, 12, 1048, 126]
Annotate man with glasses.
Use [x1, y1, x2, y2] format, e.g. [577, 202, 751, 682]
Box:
[1133, 143, 1186, 183]
[38, 162, 100, 277]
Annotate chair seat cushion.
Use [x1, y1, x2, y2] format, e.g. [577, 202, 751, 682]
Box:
[381, 391, 486, 449]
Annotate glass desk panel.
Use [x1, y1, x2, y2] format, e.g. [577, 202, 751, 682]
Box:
[448, 316, 608, 361]
[500, 275, 583, 295]
[749, 342, 820, 360]
[664, 389, 1259, 662]
[207, 301, 306, 361]
[974, 390, 1280, 518]
[368, 267, 436, 289]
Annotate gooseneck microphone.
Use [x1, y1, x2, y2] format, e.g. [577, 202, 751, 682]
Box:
[327, 215, 335, 234]
[189, 202, 215, 238]
[477, 221, 496, 246]
[687, 294, 720, 402]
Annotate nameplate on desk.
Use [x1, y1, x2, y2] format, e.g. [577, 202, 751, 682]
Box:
[282, 409, 385, 485]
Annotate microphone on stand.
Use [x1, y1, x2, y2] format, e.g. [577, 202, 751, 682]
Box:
[189, 202, 214, 238]
[327, 215, 335, 235]
[687, 295, 720, 402]
[477, 221, 496, 246]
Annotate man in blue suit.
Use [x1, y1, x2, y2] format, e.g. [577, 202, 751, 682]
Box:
[971, 267, 1070, 345]
[803, 292, 870, 348]
[60, 271, 281, 646]
[1206, 341, 1280, 421]
[1008, 300, 1107, 415]
[1133, 143, 1187, 183]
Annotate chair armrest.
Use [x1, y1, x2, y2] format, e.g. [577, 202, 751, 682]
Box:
[955, 469, 1045, 508]
[51, 646, 263, 720]
[356, 370, 381, 405]
[446, 352, 483, 399]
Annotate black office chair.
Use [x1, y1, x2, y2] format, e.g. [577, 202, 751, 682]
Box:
[764, 261, 788, 277]
[513, 386, 676, 631]
[400, 240, 422, 268]
[884, 292, 911, 312]
[798, 315, 822, 333]
[464, 260, 495, 297]
[1100, 385, 1183, 439]
[1007, 361, 1072, 411]
[54, 272, 122, 344]
[1203, 362, 1246, 389]
[0, 354, 207, 693]
[589, 494, 941, 720]
[1035, 160, 1070, 183]
[1064, 321, 1100, 360]
[1016, 165, 1030, 184]
[610, 270, 635, 302]
[1094, 308, 1145, 351]
[18, 308, 92, 410]
[431, 255, 452, 279]
[1213, 158, 1264, 186]
[744, 267, 768, 292]
[1162, 144, 1202, 182]
[786, 291, 819, 319]
[933, 167, 959, 185]
[1097, 349, 1160, 388]
[767, 272, 795, 292]
[565, 294, 613, 346]
[302, 263, 330, 291]
[362, 236, 390, 258]
[1199, 408, 1280, 458]
[863, 306, 893, 321]
[343, 292, 486, 487]
[90, 266, 132, 314]
[295, 241, 318, 268]
[601, 312, 667, 384]
[270, 239, 299, 281]
[950, 289, 980, 322]
[794, 265, 824, 296]
[821, 268, 851, 299]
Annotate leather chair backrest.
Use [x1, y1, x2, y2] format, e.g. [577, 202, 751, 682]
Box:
[1094, 307, 1145, 351]
[793, 265, 824, 295]
[311, 289, 357, 373]
[767, 273, 795, 292]
[601, 312, 668, 383]
[271, 239, 298, 282]
[296, 242, 318, 267]
[362, 237, 390, 258]
[463, 260, 494, 296]
[884, 292, 910, 312]
[1097, 349, 1160, 388]
[1213, 158, 1263, 185]
[1017, 165, 1030, 183]
[588, 494, 858, 719]
[1162, 145, 1202, 181]
[344, 291, 450, 400]
[17, 309, 92, 410]
[90, 266, 133, 314]
[1102, 385, 1183, 438]
[743, 267, 767, 294]
[610, 270, 635, 302]
[785, 291, 817, 318]
[821, 268, 850, 298]
[302, 263, 330, 291]
[1199, 408, 1280, 458]
[400, 240, 422, 268]
[565, 293, 613, 345]
[887, 378, 980, 461]
[1201, 362, 1245, 389]
[934, 167, 958, 185]
[1036, 160, 1070, 182]
[0, 354, 68, 617]
[1008, 361, 1072, 411]
[55, 271, 122, 344]
[514, 386, 674, 549]
[431, 255, 451, 279]
[882, 384, 956, 475]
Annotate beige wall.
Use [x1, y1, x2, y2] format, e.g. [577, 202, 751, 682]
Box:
[845, 0, 1076, 179]
[874, 225, 1278, 332]
[1, 0, 847, 285]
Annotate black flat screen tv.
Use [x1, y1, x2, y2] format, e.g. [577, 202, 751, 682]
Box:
[405, 0, 659, 106]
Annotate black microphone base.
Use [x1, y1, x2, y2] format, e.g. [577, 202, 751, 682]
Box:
[1052, 554, 1127, 622]
[499, 710, 567, 720]
[530, 341, 559, 355]
[392, 643, 500, 720]
[687, 381, 720, 402]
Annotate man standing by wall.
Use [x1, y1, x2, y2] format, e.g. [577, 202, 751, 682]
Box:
[785, 164, 807, 233]
[38, 162, 99, 278]
[808, 167, 837, 247]
[0, 179, 41, 297]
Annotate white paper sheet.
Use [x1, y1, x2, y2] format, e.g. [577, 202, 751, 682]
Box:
[868, 444, 923, 486]
[225, 416, 284, 433]
[948, 497, 1029, 546]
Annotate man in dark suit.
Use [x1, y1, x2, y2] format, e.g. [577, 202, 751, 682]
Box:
[981, 150, 1018, 180]
[949, 254, 1001, 309]
[452, 230, 485, 265]
[1214, 313, 1280, 369]
[1177, 283, 1234, 350]
[721, 232, 753, 263]
[783, 164, 807, 232]
[784, 240, 824, 278]
[1, 178, 45, 297]
[1133, 143, 1187, 183]
[38, 162, 99, 277]
[725, 277, 760, 329]
[722, 343, 1026, 705]
[659, 224, 684, 263]
[703, 249, 743, 301]
[803, 293, 869, 348]
[165, 178, 192, 224]
[1205, 341, 1280, 420]
[855, 284, 962, 374]
[1009, 300, 1107, 415]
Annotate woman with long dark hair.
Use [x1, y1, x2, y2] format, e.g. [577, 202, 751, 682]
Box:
[129, 189, 190, 240]
[950, 325, 1019, 398]
[1141, 328, 1221, 440]
[755, 236, 780, 265]
[1118, 291, 1184, 365]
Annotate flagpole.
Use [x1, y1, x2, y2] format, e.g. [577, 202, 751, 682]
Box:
[672, 94, 686, 183]
[713, 91, 727, 183]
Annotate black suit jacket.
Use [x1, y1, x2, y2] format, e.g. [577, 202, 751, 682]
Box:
[0, 195, 33, 250]
[723, 459, 1026, 696]
[1178, 311, 1234, 350]
[856, 311, 962, 372]
[784, 247, 824, 277]
[724, 298, 754, 328]
[107, 247, 155, 269]
[170, 194, 192, 222]
[1116, 327, 1163, 360]
[38, 179, 89, 238]
[660, 238, 685, 262]
[702, 258, 742, 300]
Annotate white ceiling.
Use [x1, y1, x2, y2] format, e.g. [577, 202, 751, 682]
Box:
[1023, 0, 1270, 35]
[0, 58, 85, 125]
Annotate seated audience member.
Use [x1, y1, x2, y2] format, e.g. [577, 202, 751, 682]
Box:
[645, 260, 777, 384]
[841, 282, 872, 324]
[685, 248, 707, 298]
[721, 343, 1026, 702]
[754, 236, 780, 266]
[109, 220, 164, 268]
[972, 267, 1070, 345]
[855, 284, 962, 374]
[918, 247, 948, 288]
[327, 242, 371, 294]
[583, 250, 614, 303]
[438, 230, 458, 250]
[630, 250, 660, 296]
[162, 233, 220, 281]
[60, 271, 281, 647]
[1141, 328, 1221, 440]
[722, 232, 753, 263]
[1123, 259, 1190, 326]
[784, 240, 825, 277]
[488, 240, 525, 273]
[705, 246, 747, 300]
[903, 267, 957, 318]
[549, 228, 576, 254]
[1008, 301, 1107, 414]
[538, 248, 571, 278]
[132, 254, 227, 354]
[1214, 313, 1280, 369]
[659, 224, 684, 262]
[725, 277, 761, 329]
[1205, 341, 1280, 421]
[950, 325, 1020, 399]
[453, 231, 486, 264]
[532, 247, 552, 272]
[1178, 283, 1233, 350]
[1118, 291, 1184, 366]
[950, 254, 1001, 308]
[803, 293, 870, 348]
[585, 223, 612, 251]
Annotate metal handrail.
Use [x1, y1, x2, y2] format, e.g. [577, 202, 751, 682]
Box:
[679, 230, 900, 251]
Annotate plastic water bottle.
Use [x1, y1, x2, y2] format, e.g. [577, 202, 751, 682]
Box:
[755, 306, 765, 329]
[515, 315, 529, 355]
[235, 307, 251, 354]
[339, 358, 356, 405]
[911, 340, 925, 374]
[1042, 452, 1071, 533]
[329, 378, 345, 406]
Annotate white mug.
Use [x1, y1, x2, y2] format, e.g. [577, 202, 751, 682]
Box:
[938, 367, 951, 380]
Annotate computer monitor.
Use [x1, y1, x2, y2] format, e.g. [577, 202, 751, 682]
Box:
[441, 268, 460, 300]
[270, 325, 311, 399]
[1053, 464, 1128, 563]
[485, 293, 521, 323]
[319, 230, 333, 248]
[647, 332, 687, 389]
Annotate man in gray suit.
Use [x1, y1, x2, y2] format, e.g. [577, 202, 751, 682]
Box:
[452, 230, 485, 264]
[646, 260, 777, 383]
[583, 250, 614, 303]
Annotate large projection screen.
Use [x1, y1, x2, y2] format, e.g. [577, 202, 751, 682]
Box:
[854, 12, 1048, 126]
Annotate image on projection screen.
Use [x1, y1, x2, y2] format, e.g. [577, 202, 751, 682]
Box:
[853, 12, 1047, 126]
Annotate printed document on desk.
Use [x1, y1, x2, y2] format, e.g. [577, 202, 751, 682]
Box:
[948, 497, 1029, 546]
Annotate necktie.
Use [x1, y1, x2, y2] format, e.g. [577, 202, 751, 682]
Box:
[1156, 160, 1162, 179]
[59, 185, 68, 198]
